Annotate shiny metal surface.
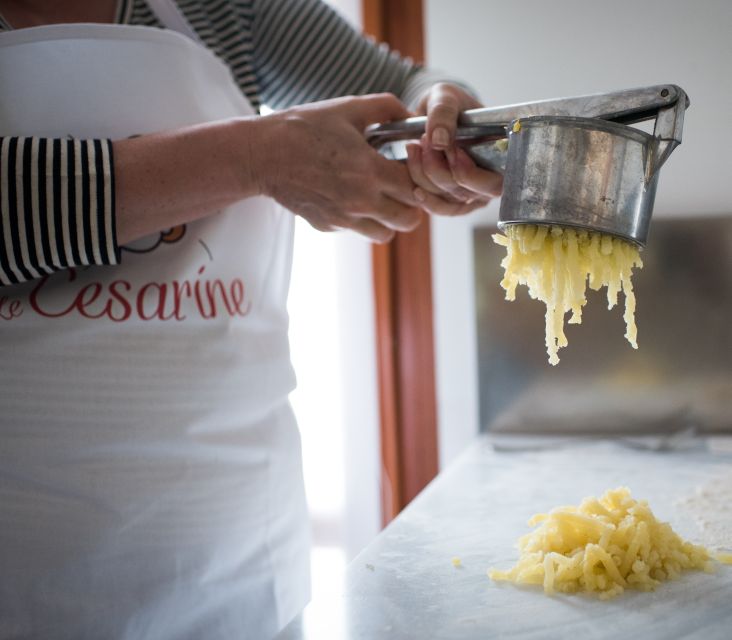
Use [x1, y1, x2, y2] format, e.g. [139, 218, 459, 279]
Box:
[498, 116, 659, 245]
[474, 216, 732, 434]
[365, 84, 683, 151]
[367, 84, 689, 245]
[277, 437, 732, 640]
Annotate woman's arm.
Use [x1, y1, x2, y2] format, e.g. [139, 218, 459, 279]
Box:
[0, 93, 422, 286]
[0, 136, 117, 285]
[250, 0, 502, 217]
[0, 0, 498, 287]
[113, 119, 256, 246]
[252, 0, 469, 111]
[116, 94, 421, 245]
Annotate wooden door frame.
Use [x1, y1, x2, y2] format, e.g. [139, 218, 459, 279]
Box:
[362, 0, 439, 526]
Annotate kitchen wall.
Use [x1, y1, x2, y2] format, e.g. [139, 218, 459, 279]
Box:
[425, 0, 732, 466]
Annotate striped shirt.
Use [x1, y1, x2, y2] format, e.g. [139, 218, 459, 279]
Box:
[0, 137, 116, 285]
[0, 0, 463, 286]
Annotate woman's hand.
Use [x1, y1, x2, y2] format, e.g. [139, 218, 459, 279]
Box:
[252, 93, 423, 243]
[115, 94, 421, 246]
[407, 83, 503, 216]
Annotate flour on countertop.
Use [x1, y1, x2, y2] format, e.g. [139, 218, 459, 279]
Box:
[677, 468, 732, 551]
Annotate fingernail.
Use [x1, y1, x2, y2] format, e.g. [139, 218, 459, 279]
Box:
[446, 147, 456, 166]
[414, 188, 426, 203]
[432, 127, 449, 148]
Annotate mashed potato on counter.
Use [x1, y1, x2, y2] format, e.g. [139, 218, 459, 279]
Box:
[488, 487, 716, 600]
[493, 224, 643, 365]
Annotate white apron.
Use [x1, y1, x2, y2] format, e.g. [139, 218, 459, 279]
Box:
[0, 4, 310, 639]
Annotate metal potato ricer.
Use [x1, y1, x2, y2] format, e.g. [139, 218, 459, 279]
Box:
[366, 85, 689, 246]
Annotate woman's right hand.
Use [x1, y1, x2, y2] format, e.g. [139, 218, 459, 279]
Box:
[250, 93, 423, 243]
[115, 94, 421, 246]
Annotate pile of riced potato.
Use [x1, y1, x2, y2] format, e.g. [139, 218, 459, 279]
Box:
[489, 487, 724, 600]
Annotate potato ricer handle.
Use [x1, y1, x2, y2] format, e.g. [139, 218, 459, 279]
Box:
[650, 85, 689, 175]
[365, 84, 688, 165]
[364, 118, 505, 148]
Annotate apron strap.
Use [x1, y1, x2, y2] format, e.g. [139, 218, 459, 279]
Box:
[146, 0, 202, 44]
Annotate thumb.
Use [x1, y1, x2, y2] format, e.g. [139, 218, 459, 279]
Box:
[351, 93, 411, 130]
[425, 85, 460, 150]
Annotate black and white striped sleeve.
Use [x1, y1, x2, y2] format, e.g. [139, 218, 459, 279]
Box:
[0, 136, 119, 286]
[251, 0, 479, 111]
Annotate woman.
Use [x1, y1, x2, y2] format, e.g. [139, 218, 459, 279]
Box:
[0, 1, 501, 638]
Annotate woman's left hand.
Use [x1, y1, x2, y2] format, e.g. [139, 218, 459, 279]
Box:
[407, 83, 503, 216]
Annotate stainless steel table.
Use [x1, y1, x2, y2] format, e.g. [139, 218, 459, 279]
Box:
[278, 436, 732, 640]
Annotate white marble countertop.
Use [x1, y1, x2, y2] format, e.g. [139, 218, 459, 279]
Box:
[278, 435, 732, 640]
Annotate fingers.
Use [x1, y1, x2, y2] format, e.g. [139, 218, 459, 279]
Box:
[407, 143, 475, 202]
[424, 83, 481, 151]
[350, 197, 422, 241]
[416, 137, 474, 200]
[450, 147, 504, 197]
[406, 144, 441, 194]
[368, 197, 423, 232]
[406, 139, 504, 213]
[340, 198, 422, 242]
[306, 197, 422, 241]
[374, 152, 420, 206]
[419, 83, 496, 208]
[425, 84, 460, 150]
[405, 141, 499, 216]
[351, 93, 411, 130]
[349, 218, 395, 244]
[287, 90, 494, 242]
[414, 187, 489, 217]
[306, 215, 394, 243]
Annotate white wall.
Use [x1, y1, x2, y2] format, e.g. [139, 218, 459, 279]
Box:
[330, 0, 360, 25]
[426, 0, 732, 467]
